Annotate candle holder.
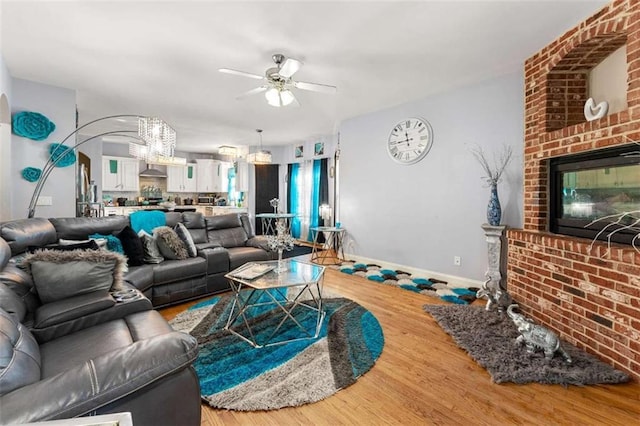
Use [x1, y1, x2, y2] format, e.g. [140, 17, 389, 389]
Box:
[266, 219, 295, 273]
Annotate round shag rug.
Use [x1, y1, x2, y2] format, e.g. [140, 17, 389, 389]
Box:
[170, 291, 384, 411]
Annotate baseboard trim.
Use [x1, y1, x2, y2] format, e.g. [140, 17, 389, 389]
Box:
[342, 253, 484, 289]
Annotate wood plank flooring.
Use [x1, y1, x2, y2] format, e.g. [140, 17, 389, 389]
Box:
[159, 264, 640, 426]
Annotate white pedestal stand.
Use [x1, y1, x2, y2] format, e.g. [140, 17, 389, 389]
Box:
[477, 224, 511, 311]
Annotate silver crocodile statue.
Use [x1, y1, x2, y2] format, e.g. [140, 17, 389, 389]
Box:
[507, 304, 572, 364]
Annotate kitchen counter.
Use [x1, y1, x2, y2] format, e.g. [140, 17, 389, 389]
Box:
[103, 205, 247, 216]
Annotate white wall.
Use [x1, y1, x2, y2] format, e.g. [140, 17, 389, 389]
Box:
[589, 45, 627, 115]
[339, 72, 524, 282]
[0, 53, 12, 221]
[11, 78, 76, 219]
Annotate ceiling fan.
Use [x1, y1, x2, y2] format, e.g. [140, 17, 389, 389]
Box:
[219, 53, 337, 107]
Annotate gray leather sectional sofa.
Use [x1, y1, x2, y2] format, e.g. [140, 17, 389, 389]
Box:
[1, 211, 275, 307]
[0, 211, 275, 424]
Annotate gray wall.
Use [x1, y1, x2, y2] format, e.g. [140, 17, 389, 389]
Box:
[11, 78, 76, 219]
[339, 72, 524, 282]
[0, 54, 12, 221]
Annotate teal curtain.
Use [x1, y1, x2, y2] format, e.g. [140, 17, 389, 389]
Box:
[227, 166, 237, 203]
[289, 163, 301, 238]
[307, 160, 322, 241]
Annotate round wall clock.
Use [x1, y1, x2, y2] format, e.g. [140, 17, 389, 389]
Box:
[387, 117, 433, 165]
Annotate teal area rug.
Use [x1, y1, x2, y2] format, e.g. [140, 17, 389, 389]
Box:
[337, 261, 478, 304]
[169, 290, 384, 410]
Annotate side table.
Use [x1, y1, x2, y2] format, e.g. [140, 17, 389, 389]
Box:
[310, 226, 345, 265]
[255, 213, 295, 235]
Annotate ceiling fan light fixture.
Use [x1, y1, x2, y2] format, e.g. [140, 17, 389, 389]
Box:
[265, 87, 295, 107]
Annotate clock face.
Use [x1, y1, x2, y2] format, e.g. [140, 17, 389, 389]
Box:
[387, 117, 433, 164]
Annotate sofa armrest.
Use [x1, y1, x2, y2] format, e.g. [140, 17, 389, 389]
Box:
[31, 285, 153, 343]
[34, 291, 115, 328]
[0, 331, 198, 424]
[198, 246, 229, 275]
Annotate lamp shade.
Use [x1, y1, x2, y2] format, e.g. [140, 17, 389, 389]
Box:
[265, 87, 295, 107]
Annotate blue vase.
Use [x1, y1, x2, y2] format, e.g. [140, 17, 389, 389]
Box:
[487, 183, 501, 226]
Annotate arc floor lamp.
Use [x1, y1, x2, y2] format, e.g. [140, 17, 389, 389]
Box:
[27, 114, 176, 218]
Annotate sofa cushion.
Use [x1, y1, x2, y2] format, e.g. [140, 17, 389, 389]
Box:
[174, 223, 197, 258]
[38, 310, 173, 379]
[0, 264, 39, 314]
[0, 308, 41, 396]
[153, 227, 188, 260]
[164, 212, 183, 228]
[116, 226, 145, 266]
[182, 212, 207, 244]
[0, 218, 57, 256]
[240, 213, 255, 239]
[206, 213, 242, 230]
[207, 227, 248, 248]
[50, 216, 129, 241]
[152, 257, 207, 285]
[124, 264, 155, 292]
[227, 246, 272, 270]
[22, 250, 127, 303]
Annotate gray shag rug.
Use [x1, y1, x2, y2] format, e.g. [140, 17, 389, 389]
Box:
[423, 304, 630, 385]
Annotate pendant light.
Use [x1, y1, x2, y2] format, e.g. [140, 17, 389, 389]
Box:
[246, 129, 272, 164]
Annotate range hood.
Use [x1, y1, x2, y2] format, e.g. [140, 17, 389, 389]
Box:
[139, 165, 167, 178]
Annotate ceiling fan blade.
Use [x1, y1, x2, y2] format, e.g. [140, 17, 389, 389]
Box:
[219, 68, 264, 80]
[293, 80, 337, 94]
[236, 86, 267, 100]
[278, 58, 303, 78]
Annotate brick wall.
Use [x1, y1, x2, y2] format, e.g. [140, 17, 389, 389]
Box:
[508, 0, 640, 379]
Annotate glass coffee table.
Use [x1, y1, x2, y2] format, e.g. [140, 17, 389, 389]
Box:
[224, 259, 326, 348]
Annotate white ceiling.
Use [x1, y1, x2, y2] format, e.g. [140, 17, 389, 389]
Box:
[1, 0, 608, 154]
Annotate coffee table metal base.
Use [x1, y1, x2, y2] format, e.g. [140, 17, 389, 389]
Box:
[224, 281, 325, 348]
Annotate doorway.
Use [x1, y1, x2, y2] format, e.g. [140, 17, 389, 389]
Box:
[254, 164, 279, 235]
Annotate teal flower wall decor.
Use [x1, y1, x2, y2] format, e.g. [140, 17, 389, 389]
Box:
[12, 111, 56, 141]
[21, 167, 42, 182]
[49, 143, 76, 167]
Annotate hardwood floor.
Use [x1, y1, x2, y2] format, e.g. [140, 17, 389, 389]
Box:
[160, 265, 640, 426]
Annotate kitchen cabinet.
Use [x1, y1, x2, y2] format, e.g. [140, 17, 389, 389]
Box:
[167, 164, 197, 192]
[235, 160, 249, 192]
[195, 159, 232, 193]
[102, 156, 139, 192]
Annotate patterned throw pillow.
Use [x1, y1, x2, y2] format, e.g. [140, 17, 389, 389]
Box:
[138, 230, 164, 264]
[153, 226, 188, 260]
[174, 223, 198, 258]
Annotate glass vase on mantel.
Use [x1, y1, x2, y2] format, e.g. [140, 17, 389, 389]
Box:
[486, 182, 502, 226]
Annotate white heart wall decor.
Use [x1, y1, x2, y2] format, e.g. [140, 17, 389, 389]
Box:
[583, 98, 609, 121]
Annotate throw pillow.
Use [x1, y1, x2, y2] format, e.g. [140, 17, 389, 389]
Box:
[21, 249, 127, 304]
[153, 226, 188, 260]
[88, 233, 124, 254]
[174, 222, 197, 257]
[138, 230, 164, 264]
[116, 225, 145, 266]
[27, 240, 99, 253]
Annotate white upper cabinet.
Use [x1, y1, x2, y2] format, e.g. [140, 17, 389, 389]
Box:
[235, 160, 249, 192]
[196, 159, 232, 193]
[102, 156, 139, 192]
[167, 164, 197, 192]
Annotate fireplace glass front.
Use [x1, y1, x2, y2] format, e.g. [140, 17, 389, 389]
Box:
[550, 144, 640, 245]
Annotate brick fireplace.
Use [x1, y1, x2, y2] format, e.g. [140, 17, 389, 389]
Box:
[507, 0, 640, 379]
